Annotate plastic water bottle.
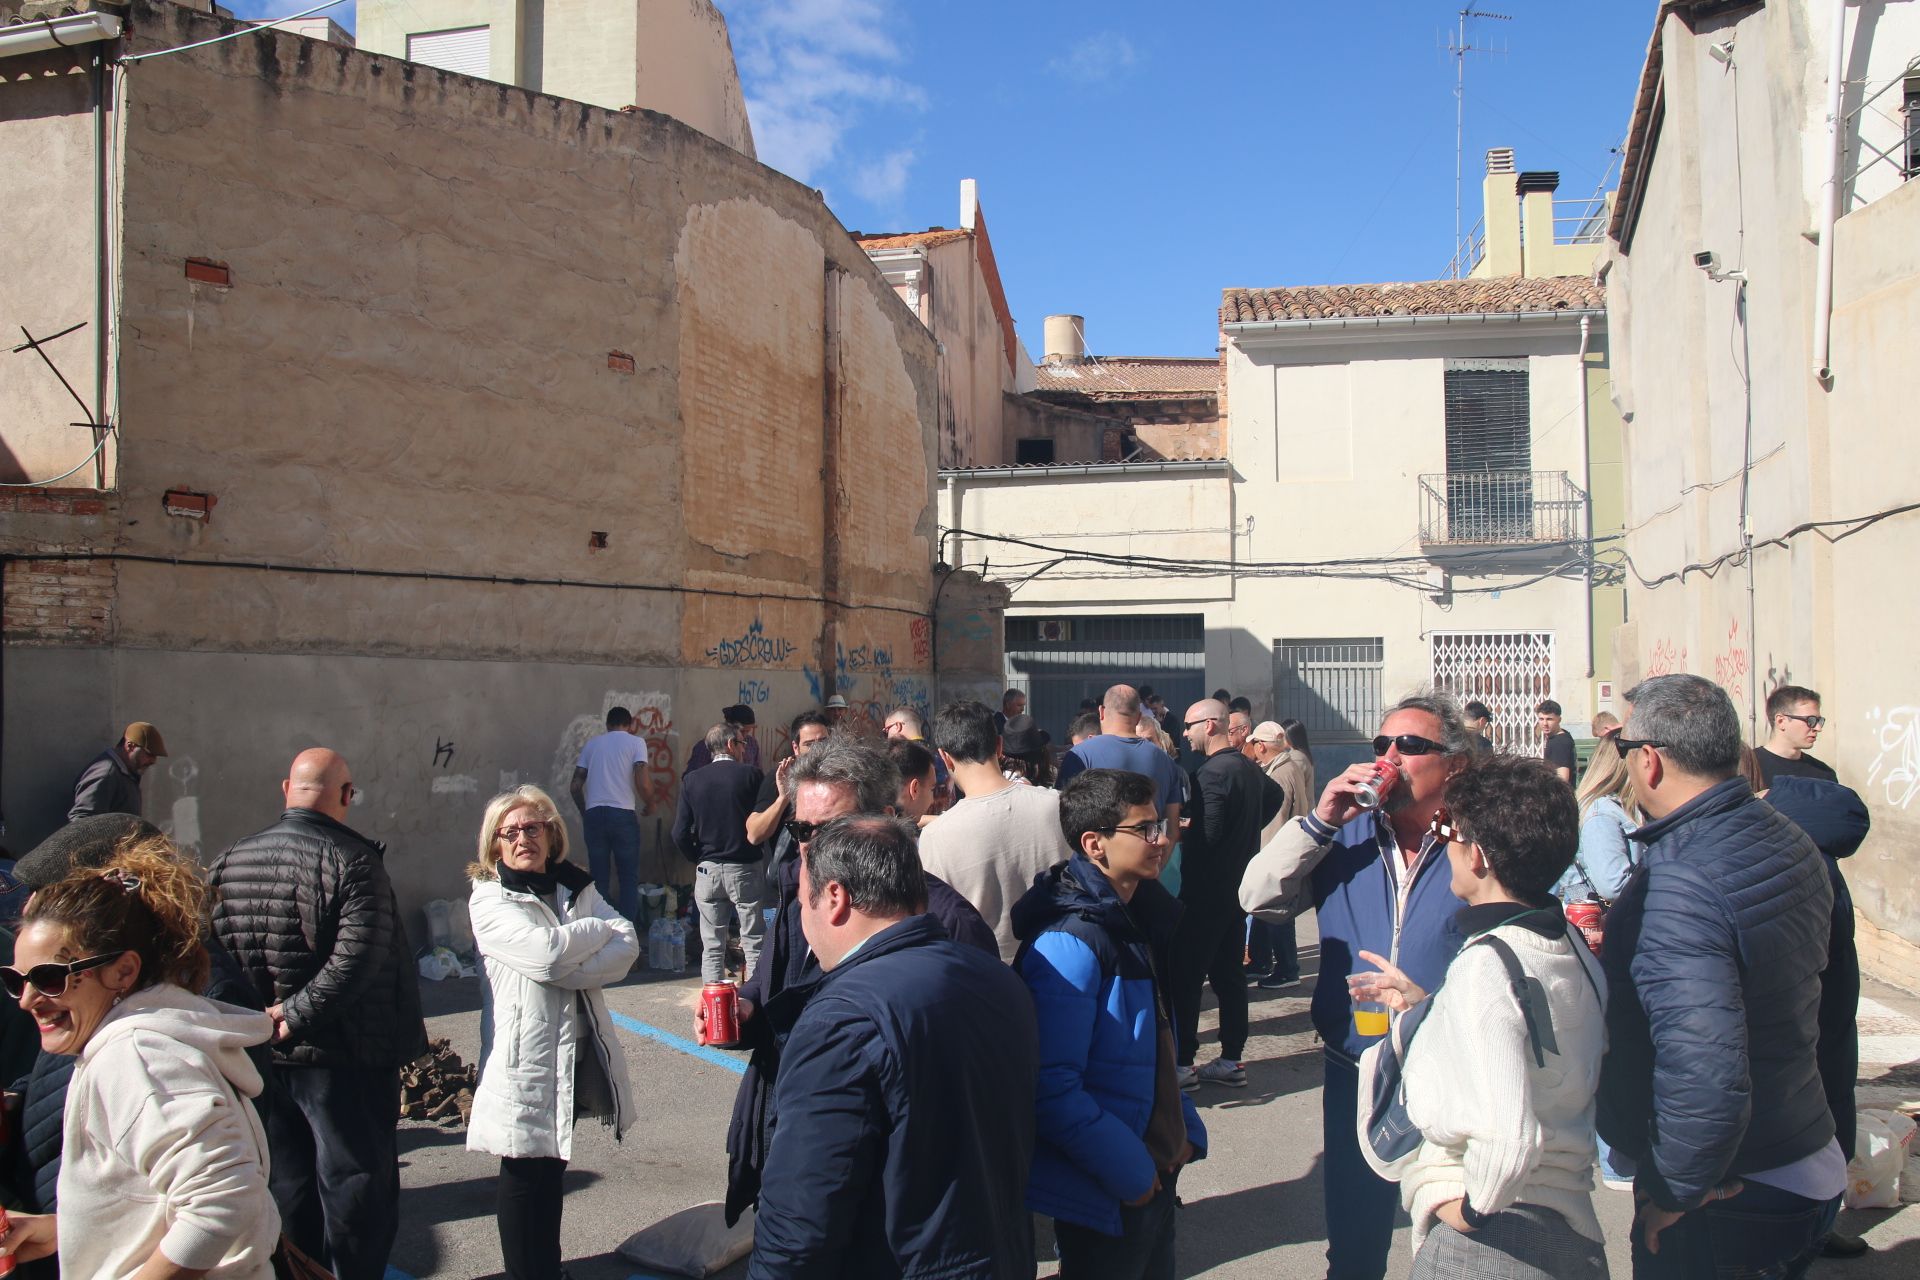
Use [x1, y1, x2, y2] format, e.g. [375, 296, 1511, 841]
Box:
[647, 919, 669, 971]
[666, 919, 687, 973]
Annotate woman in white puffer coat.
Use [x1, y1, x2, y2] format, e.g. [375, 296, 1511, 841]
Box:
[467, 785, 638, 1280]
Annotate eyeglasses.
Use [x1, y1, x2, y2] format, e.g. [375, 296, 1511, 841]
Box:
[495, 822, 550, 843]
[1373, 734, 1447, 757]
[783, 818, 822, 844]
[1613, 736, 1666, 755]
[1099, 820, 1168, 843]
[1427, 806, 1462, 843]
[2, 953, 120, 1000]
[1183, 717, 1216, 729]
[1779, 713, 1827, 730]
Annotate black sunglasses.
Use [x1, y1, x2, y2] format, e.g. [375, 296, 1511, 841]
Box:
[2, 952, 119, 1000]
[1614, 736, 1666, 755]
[1373, 733, 1447, 757]
[1779, 713, 1827, 730]
[783, 818, 822, 844]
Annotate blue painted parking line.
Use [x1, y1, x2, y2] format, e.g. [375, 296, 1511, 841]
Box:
[610, 1009, 747, 1075]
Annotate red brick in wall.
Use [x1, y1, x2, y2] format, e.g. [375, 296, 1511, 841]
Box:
[0, 488, 117, 643]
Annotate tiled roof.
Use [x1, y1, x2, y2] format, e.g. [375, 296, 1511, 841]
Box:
[854, 228, 971, 250]
[1220, 276, 1604, 324]
[1033, 357, 1222, 397]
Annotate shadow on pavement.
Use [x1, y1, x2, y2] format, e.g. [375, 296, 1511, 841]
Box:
[1174, 1155, 1326, 1276]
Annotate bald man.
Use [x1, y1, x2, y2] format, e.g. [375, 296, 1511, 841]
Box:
[209, 749, 427, 1280]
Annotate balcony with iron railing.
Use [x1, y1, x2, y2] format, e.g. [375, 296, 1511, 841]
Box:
[1419, 470, 1587, 548]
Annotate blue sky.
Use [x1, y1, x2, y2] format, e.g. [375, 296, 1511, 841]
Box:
[228, 0, 1655, 357]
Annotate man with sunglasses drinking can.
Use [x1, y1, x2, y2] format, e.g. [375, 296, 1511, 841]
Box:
[1756, 685, 1837, 787]
[1238, 693, 1473, 1280]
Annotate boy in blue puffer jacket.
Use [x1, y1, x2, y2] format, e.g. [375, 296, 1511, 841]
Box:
[1011, 768, 1207, 1279]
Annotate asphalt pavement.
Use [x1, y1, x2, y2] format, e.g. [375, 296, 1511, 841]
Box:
[392, 915, 1920, 1279]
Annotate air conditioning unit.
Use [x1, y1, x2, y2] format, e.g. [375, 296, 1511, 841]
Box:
[1038, 619, 1072, 643]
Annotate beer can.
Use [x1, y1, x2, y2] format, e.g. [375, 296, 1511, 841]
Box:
[1564, 901, 1605, 956]
[702, 982, 741, 1048]
[1354, 760, 1401, 810]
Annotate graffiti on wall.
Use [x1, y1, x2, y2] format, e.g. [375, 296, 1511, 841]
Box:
[938, 610, 992, 645]
[551, 691, 677, 809]
[803, 641, 931, 727]
[1865, 705, 1920, 811]
[1646, 638, 1688, 678]
[1763, 656, 1796, 698]
[705, 617, 798, 668]
[736, 678, 772, 706]
[910, 617, 932, 666]
[1711, 620, 1749, 693]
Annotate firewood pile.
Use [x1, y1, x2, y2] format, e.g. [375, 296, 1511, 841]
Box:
[400, 1039, 478, 1126]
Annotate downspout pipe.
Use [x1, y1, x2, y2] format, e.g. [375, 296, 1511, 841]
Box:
[93, 56, 109, 487]
[1812, 0, 1847, 383]
[1577, 314, 1595, 680]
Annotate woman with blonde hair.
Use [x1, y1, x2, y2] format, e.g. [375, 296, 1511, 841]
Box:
[1555, 732, 1638, 906]
[0, 837, 280, 1278]
[467, 785, 638, 1280]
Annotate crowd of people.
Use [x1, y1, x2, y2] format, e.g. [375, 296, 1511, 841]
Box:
[0, 672, 1871, 1280]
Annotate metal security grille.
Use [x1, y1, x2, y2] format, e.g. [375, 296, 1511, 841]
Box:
[1005, 614, 1205, 741]
[1272, 638, 1384, 743]
[1429, 630, 1555, 754]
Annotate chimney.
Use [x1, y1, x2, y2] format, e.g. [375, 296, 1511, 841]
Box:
[1518, 170, 1561, 278]
[1479, 148, 1521, 276]
[1043, 314, 1086, 365]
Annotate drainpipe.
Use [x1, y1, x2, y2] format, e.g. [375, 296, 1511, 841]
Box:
[1812, 0, 1847, 383]
[92, 56, 110, 487]
[1577, 314, 1595, 680]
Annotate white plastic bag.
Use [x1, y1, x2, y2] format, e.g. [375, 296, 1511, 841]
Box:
[1845, 1109, 1916, 1209]
[616, 1202, 753, 1277]
[416, 946, 461, 982]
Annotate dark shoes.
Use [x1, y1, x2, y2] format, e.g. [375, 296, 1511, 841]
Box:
[1822, 1232, 1871, 1259]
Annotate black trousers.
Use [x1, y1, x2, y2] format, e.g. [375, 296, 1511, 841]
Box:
[264, 1065, 401, 1280]
[498, 1156, 568, 1280]
[1170, 896, 1247, 1064]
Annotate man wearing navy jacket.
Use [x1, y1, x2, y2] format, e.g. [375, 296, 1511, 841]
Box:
[1239, 693, 1472, 1280]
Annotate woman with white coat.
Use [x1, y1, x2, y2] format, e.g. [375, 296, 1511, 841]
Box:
[467, 785, 639, 1280]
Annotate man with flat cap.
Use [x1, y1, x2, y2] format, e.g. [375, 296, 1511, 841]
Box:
[67, 721, 166, 821]
[208, 749, 426, 1280]
[685, 703, 761, 776]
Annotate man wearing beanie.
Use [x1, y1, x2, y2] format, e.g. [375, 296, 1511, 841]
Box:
[67, 721, 167, 821]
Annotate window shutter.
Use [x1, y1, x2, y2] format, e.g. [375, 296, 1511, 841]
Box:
[407, 26, 492, 79]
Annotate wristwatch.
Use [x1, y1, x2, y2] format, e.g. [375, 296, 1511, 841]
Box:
[1457, 1194, 1489, 1231]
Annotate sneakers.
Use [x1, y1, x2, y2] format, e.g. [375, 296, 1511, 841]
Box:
[1176, 1064, 1199, 1092]
[1257, 971, 1301, 990]
[1196, 1058, 1247, 1088]
[1601, 1174, 1633, 1192]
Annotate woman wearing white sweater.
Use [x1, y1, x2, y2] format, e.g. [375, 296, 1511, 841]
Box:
[467, 785, 639, 1280]
[0, 838, 279, 1278]
[1350, 755, 1609, 1278]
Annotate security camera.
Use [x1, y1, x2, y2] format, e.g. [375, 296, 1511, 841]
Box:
[1693, 250, 1746, 283]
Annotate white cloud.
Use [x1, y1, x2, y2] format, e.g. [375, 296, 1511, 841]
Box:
[724, 0, 926, 186]
[1047, 31, 1138, 84]
[852, 147, 915, 206]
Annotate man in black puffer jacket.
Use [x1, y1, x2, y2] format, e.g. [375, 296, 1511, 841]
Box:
[209, 748, 427, 1280]
[1599, 675, 1840, 1279]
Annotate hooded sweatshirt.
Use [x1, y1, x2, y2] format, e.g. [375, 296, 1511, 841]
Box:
[59, 983, 279, 1280]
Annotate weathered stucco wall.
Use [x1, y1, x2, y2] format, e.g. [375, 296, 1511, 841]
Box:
[1607, 2, 1920, 977]
[0, 1, 937, 919]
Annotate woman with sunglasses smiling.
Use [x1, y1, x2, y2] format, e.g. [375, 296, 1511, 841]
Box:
[0, 837, 281, 1278]
[466, 785, 638, 1280]
[1348, 756, 1609, 1279]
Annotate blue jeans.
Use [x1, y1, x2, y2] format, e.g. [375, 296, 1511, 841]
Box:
[582, 805, 641, 920]
[1322, 1051, 1399, 1280]
[1629, 1180, 1839, 1280]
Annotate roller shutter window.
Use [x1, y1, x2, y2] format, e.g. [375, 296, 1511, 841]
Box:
[1443, 357, 1532, 542]
[407, 26, 492, 79]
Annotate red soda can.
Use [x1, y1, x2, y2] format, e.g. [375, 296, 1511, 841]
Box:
[1564, 901, 1605, 956]
[702, 982, 740, 1048]
[0, 1204, 15, 1275]
[1354, 759, 1401, 810]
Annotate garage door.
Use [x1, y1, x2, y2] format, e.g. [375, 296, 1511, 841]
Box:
[1005, 614, 1205, 744]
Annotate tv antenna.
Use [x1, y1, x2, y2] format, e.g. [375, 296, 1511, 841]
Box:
[1446, 7, 1511, 278]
